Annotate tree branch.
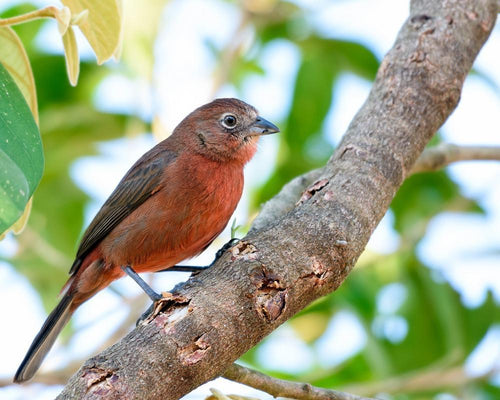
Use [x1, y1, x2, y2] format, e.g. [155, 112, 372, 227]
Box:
[253, 143, 500, 231]
[18, 141, 498, 391]
[222, 364, 375, 400]
[410, 143, 500, 173]
[220, 358, 498, 399]
[57, 1, 498, 399]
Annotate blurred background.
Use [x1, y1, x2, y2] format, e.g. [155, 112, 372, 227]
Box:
[1, 0, 499, 399]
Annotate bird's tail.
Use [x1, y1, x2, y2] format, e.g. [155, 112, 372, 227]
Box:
[14, 292, 74, 383]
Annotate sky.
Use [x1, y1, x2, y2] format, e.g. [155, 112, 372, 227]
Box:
[0, 0, 499, 398]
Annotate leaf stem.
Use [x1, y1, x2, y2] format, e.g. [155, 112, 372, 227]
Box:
[0, 6, 58, 27]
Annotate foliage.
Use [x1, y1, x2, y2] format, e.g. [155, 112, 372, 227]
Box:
[0, 1, 498, 399]
[0, 0, 123, 238]
[0, 62, 41, 236]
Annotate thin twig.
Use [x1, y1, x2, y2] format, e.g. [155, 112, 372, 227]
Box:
[411, 143, 500, 174]
[223, 364, 375, 400]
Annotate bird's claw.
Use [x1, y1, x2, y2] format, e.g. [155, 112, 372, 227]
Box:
[137, 239, 241, 325]
[213, 237, 240, 263]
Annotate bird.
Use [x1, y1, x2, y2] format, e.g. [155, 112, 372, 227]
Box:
[14, 98, 279, 383]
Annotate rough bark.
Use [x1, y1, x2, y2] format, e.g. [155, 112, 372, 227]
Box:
[57, 1, 498, 399]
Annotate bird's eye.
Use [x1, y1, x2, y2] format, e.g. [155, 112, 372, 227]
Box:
[221, 114, 237, 129]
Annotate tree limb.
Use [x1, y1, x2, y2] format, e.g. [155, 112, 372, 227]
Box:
[220, 356, 498, 399]
[57, 1, 498, 399]
[253, 143, 500, 230]
[222, 363, 375, 400]
[410, 143, 500, 173]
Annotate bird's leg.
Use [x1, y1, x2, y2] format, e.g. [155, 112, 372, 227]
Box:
[165, 265, 210, 273]
[213, 237, 240, 260]
[122, 266, 168, 325]
[121, 266, 162, 302]
[156, 238, 240, 273]
[134, 239, 240, 325]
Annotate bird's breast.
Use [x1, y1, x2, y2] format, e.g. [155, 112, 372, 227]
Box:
[100, 153, 244, 272]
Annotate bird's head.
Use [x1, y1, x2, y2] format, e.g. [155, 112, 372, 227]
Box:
[174, 98, 279, 165]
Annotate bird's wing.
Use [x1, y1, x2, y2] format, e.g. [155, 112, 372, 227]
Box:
[69, 147, 177, 275]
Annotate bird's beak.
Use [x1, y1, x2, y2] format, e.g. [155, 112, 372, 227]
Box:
[247, 117, 280, 136]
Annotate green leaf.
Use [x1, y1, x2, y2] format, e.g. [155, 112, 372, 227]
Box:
[229, 57, 265, 88]
[254, 2, 303, 44]
[315, 37, 379, 81]
[0, 26, 39, 238]
[0, 62, 43, 235]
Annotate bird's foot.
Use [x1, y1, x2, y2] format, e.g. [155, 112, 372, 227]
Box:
[213, 237, 240, 262]
[121, 266, 174, 325]
[155, 238, 240, 274]
[165, 265, 211, 273]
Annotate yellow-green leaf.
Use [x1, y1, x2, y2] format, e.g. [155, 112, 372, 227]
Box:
[55, 6, 71, 35]
[0, 27, 38, 124]
[112, 0, 123, 61]
[61, 0, 123, 64]
[62, 25, 80, 86]
[71, 9, 89, 26]
[0, 199, 29, 240]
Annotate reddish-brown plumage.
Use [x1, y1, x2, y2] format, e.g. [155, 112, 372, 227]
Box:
[14, 98, 279, 383]
[71, 150, 246, 307]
